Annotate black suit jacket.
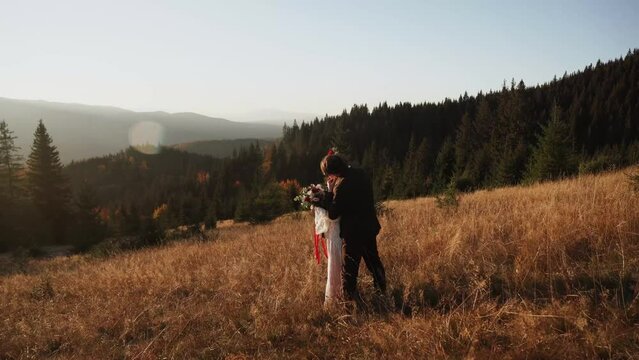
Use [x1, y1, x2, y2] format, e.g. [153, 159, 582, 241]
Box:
[322, 167, 381, 240]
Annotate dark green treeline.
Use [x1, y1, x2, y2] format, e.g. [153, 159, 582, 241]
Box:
[1, 51, 638, 251]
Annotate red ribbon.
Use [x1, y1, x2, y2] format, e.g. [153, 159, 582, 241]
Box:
[314, 231, 329, 264]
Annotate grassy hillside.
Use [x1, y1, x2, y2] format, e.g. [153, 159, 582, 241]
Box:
[1, 168, 638, 358]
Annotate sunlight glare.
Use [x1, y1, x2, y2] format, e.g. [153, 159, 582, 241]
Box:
[128, 121, 164, 154]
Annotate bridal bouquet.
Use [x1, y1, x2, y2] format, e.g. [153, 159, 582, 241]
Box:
[294, 183, 326, 210]
[295, 183, 330, 263]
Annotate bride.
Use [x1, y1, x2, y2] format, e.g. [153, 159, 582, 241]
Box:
[313, 173, 343, 305]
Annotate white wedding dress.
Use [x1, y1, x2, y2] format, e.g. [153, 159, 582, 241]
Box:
[314, 206, 343, 306]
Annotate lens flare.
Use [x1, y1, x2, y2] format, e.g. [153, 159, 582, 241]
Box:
[128, 121, 164, 154]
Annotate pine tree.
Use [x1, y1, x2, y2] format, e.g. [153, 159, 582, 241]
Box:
[361, 141, 378, 175]
[26, 120, 71, 243]
[331, 117, 352, 160]
[72, 182, 106, 250]
[465, 98, 495, 186]
[203, 201, 217, 229]
[400, 136, 429, 197]
[494, 140, 528, 186]
[0, 120, 25, 250]
[527, 104, 578, 182]
[432, 138, 456, 193]
[234, 187, 254, 222]
[252, 182, 290, 223]
[379, 164, 398, 200]
[413, 139, 429, 194]
[0, 120, 24, 201]
[396, 135, 417, 198]
[454, 112, 473, 177]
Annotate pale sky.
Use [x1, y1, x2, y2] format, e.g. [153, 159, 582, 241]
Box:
[1, 0, 638, 121]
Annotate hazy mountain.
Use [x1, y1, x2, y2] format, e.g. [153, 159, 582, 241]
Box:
[228, 108, 318, 126]
[0, 97, 281, 163]
[171, 138, 275, 158]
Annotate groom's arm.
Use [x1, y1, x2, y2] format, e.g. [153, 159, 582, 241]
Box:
[326, 178, 350, 220]
[312, 177, 350, 219]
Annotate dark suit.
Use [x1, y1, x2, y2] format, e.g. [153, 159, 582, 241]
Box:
[320, 167, 386, 301]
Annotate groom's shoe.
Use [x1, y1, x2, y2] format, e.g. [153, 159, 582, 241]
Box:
[370, 292, 391, 314]
[344, 290, 366, 311]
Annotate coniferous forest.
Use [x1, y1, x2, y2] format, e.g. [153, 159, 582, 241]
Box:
[1, 50, 638, 252]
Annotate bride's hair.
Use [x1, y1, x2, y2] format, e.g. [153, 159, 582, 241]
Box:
[320, 154, 348, 176]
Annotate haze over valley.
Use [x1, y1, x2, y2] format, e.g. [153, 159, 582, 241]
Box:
[0, 97, 282, 162]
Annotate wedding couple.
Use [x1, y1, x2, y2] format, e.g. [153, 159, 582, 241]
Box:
[312, 152, 387, 308]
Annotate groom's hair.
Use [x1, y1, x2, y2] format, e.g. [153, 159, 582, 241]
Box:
[321, 154, 348, 176]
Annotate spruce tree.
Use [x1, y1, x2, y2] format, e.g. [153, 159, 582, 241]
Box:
[413, 139, 429, 194]
[494, 141, 528, 186]
[432, 138, 456, 193]
[26, 120, 71, 243]
[72, 182, 106, 250]
[0, 120, 25, 250]
[361, 142, 378, 175]
[397, 135, 417, 198]
[400, 136, 429, 197]
[454, 112, 473, 177]
[527, 104, 578, 182]
[379, 164, 397, 200]
[331, 117, 352, 160]
[467, 98, 495, 186]
[0, 120, 24, 201]
[203, 202, 217, 229]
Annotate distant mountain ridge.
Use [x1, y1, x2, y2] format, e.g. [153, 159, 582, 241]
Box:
[171, 138, 275, 158]
[0, 97, 282, 163]
[227, 108, 318, 126]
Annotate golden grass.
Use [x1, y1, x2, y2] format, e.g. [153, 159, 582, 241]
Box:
[2, 168, 639, 359]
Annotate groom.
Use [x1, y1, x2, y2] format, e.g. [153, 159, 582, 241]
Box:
[315, 153, 387, 305]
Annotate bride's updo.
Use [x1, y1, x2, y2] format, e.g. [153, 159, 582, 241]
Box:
[320, 153, 348, 176]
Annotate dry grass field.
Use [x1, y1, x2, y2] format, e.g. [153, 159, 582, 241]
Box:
[2, 168, 639, 359]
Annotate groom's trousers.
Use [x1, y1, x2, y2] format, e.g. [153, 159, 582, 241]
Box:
[342, 233, 387, 302]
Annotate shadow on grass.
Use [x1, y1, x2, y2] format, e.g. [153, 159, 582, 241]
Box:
[388, 271, 637, 317]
